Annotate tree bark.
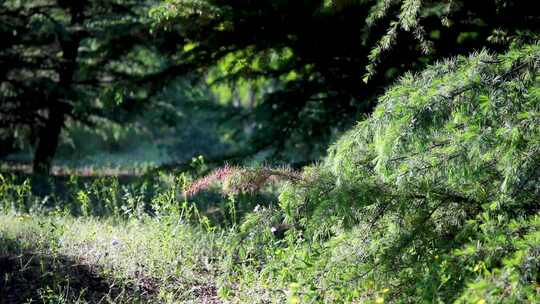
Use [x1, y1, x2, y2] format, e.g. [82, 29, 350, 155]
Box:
[32, 3, 85, 175]
[32, 109, 65, 175]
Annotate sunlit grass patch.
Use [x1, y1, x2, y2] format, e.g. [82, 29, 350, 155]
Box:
[0, 214, 226, 303]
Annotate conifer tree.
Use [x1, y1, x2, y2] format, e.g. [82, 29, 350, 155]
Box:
[275, 43, 540, 301]
[152, 0, 539, 163]
[0, 0, 184, 174]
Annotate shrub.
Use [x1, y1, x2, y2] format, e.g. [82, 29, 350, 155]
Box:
[274, 43, 540, 302]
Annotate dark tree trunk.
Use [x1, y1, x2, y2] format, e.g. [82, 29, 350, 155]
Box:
[32, 109, 65, 175]
[32, 3, 85, 175]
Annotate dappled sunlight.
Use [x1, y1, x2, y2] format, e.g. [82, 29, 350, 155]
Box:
[1, 0, 538, 302]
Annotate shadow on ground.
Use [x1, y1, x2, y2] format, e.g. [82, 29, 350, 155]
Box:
[0, 238, 156, 304]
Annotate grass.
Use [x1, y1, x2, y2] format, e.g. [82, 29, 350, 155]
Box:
[2, 45, 540, 304]
[0, 168, 296, 303]
[0, 213, 226, 303]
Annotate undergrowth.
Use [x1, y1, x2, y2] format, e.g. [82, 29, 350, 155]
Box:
[1, 43, 539, 303]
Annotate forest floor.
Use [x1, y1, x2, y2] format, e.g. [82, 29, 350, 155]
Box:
[0, 214, 225, 304]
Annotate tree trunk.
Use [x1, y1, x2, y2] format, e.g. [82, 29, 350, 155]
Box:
[32, 3, 85, 175]
[32, 109, 65, 175]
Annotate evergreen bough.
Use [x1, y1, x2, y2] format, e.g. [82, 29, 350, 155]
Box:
[274, 44, 540, 302]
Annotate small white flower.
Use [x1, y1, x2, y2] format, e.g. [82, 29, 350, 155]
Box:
[253, 204, 261, 212]
[270, 226, 277, 233]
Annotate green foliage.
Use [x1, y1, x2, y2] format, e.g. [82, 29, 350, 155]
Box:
[149, 0, 538, 164]
[2, 39, 540, 303]
[0, 174, 32, 213]
[0, 0, 191, 173]
[274, 43, 540, 302]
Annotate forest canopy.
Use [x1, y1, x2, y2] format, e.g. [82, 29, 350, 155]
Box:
[149, 0, 539, 164]
[3, 0, 538, 173]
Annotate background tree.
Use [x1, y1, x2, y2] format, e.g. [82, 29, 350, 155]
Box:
[0, 0, 185, 174]
[151, 0, 539, 164]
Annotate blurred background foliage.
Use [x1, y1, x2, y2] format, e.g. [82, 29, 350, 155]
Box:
[1, 0, 538, 173]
